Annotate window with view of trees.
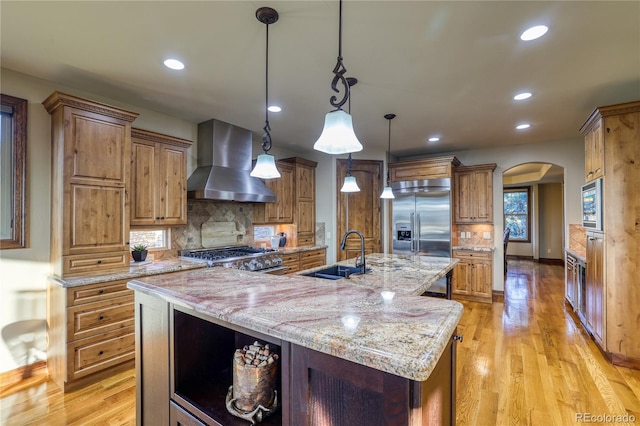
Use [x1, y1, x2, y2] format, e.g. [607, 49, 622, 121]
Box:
[504, 187, 530, 242]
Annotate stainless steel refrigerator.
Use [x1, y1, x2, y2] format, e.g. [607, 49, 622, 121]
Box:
[391, 178, 452, 298]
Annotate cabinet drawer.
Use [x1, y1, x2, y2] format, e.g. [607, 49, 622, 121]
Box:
[67, 325, 135, 381]
[67, 279, 132, 306]
[297, 233, 315, 247]
[63, 251, 130, 276]
[282, 253, 300, 274]
[299, 249, 326, 270]
[453, 250, 492, 261]
[67, 295, 134, 341]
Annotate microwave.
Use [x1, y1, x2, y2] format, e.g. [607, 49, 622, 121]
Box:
[581, 178, 603, 231]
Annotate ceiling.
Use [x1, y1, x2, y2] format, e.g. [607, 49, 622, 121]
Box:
[503, 163, 564, 186]
[2, 1, 639, 158]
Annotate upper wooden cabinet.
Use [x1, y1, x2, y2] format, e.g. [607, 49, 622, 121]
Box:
[254, 157, 317, 247]
[43, 92, 139, 277]
[130, 129, 192, 226]
[583, 119, 604, 182]
[453, 164, 496, 224]
[388, 156, 460, 182]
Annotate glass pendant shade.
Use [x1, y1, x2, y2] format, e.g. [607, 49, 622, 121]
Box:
[380, 186, 395, 199]
[314, 109, 363, 154]
[251, 153, 281, 179]
[340, 176, 360, 192]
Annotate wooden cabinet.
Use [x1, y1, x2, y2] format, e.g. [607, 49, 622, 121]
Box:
[452, 250, 493, 303]
[453, 164, 496, 224]
[585, 231, 605, 347]
[254, 157, 318, 247]
[281, 248, 327, 274]
[130, 128, 192, 226]
[43, 92, 139, 277]
[388, 155, 460, 182]
[578, 100, 640, 367]
[47, 279, 135, 392]
[584, 119, 604, 182]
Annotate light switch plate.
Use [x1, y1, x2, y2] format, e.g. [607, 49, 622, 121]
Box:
[465, 232, 471, 238]
[460, 231, 465, 239]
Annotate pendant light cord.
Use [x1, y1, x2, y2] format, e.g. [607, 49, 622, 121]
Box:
[329, 0, 349, 110]
[262, 22, 272, 153]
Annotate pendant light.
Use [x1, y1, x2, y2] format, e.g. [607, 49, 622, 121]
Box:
[340, 77, 360, 192]
[313, 0, 363, 155]
[251, 7, 281, 179]
[341, 153, 360, 192]
[380, 114, 396, 199]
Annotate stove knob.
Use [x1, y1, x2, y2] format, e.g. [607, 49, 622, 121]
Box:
[265, 259, 272, 267]
[239, 265, 247, 271]
[274, 258, 282, 266]
[248, 262, 257, 271]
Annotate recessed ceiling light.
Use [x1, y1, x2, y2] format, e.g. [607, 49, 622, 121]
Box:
[428, 137, 440, 142]
[163, 59, 185, 70]
[520, 25, 548, 41]
[514, 92, 532, 100]
[268, 106, 282, 113]
[516, 123, 531, 130]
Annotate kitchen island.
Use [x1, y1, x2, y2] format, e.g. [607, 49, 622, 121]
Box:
[128, 253, 462, 425]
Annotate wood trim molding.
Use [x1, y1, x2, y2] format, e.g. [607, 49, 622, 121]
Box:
[492, 290, 504, 303]
[131, 128, 192, 148]
[42, 91, 139, 122]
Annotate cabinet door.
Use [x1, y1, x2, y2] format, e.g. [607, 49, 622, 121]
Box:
[454, 172, 474, 223]
[565, 260, 576, 308]
[65, 108, 130, 187]
[159, 145, 187, 225]
[587, 232, 605, 346]
[473, 170, 493, 222]
[279, 165, 295, 222]
[452, 260, 471, 295]
[130, 141, 158, 225]
[471, 261, 493, 298]
[66, 185, 129, 255]
[585, 120, 604, 182]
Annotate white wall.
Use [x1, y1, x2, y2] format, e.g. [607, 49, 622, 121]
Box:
[0, 68, 197, 373]
[539, 183, 564, 260]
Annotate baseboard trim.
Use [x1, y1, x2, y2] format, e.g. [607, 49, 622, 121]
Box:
[0, 360, 48, 397]
[611, 353, 640, 370]
[506, 255, 534, 260]
[492, 290, 505, 303]
[538, 258, 564, 265]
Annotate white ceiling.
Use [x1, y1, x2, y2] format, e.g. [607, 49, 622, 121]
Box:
[2, 1, 639, 158]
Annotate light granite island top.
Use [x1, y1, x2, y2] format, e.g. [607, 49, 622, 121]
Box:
[127, 253, 461, 382]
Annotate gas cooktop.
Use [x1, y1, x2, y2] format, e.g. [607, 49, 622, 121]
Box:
[179, 246, 283, 272]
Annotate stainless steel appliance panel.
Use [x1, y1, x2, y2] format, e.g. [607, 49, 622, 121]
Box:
[392, 193, 416, 254]
[416, 191, 451, 257]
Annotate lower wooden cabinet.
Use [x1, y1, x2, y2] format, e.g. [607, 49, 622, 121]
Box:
[282, 248, 326, 274]
[585, 231, 605, 347]
[48, 278, 136, 391]
[452, 250, 493, 303]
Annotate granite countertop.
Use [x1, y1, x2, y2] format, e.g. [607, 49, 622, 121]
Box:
[452, 246, 495, 252]
[51, 258, 207, 288]
[127, 253, 462, 382]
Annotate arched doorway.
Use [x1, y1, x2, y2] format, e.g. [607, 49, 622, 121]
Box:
[502, 162, 565, 274]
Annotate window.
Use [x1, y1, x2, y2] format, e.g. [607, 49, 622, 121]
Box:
[129, 229, 169, 251]
[1, 94, 27, 249]
[504, 187, 530, 242]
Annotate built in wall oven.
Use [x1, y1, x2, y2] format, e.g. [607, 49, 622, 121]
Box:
[581, 178, 603, 231]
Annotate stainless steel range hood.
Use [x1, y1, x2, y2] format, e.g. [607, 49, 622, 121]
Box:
[187, 119, 276, 202]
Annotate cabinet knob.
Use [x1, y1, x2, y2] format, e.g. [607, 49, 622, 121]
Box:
[98, 289, 104, 294]
[453, 334, 464, 342]
[97, 260, 102, 264]
[99, 315, 104, 321]
[98, 350, 104, 356]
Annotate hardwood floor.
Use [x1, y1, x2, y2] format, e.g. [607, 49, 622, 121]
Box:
[2, 259, 640, 425]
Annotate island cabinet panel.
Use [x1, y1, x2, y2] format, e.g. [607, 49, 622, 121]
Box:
[290, 339, 456, 426]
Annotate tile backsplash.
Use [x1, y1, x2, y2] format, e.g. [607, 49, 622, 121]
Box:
[453, 224, 495, 247]
[172, 201, 254, 251]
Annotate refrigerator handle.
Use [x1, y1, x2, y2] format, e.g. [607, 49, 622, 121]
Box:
[416, 212, 421, 253]
[410, 212, 416, 252]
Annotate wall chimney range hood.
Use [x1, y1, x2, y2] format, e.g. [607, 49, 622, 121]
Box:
[187, 119, 277, 202]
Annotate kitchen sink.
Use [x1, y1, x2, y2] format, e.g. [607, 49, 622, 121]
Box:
[302, 265, 371, 280]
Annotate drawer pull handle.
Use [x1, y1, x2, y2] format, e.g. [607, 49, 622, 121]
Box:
[453, 334, 464, 342]
[99, 315, 104, 321]
[98, 350, 104, 356]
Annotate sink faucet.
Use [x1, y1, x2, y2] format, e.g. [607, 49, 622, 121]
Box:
[340, 230, 366, 274]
